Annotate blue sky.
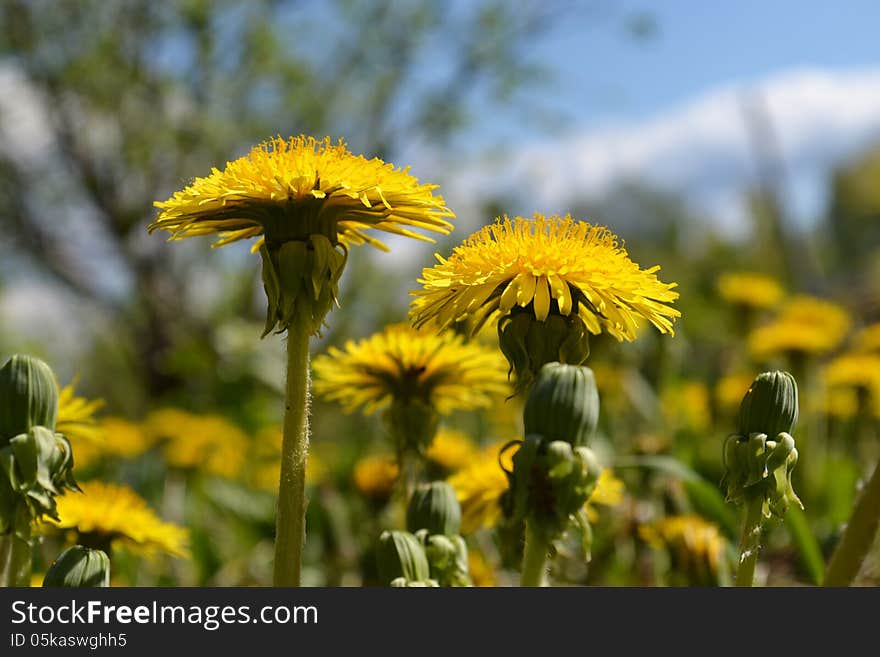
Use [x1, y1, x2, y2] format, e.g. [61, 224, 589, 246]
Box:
[529, 1, 880, 127]
[430, 2, 880, 238]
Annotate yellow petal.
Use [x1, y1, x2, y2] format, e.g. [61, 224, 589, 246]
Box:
[534, 277, 550, 321]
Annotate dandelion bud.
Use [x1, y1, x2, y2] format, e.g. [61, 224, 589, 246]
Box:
[0, 355, 58, 442]
[376, 530, 433, 586]
[43, 546, 110, 588]
[523, 362, 599, 447]
[406, 481, 461, 536]
[737, 371, 798, 438]
[722, 430, 802, 518]
[421, 532, 471, 587]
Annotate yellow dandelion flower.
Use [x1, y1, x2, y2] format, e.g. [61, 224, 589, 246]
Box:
[56, 381, 104, 444]
[716, 272, 784, 309]
[823, 352, 880, 392]
[146, 409, 248, 479]
[661, 381, 711, 434]
[807, 388, 859, 421]
[45, 481, 189, 558]
[715, 373, 757, 412]
[312, 324, 510, 416]
[425, 429, 479, 473]
[748, 295, 851, 361]
[853, 323, 880, 353]
[448, 442, 512, 534]
[352, 455, 399, 499]
[584, 469, 625, 523]
[151, 135, 453, 251]
[639, 514, 728, 584]
[411, 214, 680, 340]
[467, 550, 497, 587]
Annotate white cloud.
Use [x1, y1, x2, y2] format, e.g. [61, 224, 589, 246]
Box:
[440, 68, 880, 238]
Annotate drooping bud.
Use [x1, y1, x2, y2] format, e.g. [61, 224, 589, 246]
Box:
[376, 530, 434, 586]
[737, 371, 798, 437]
[43, 546, 110, 587]
[498, 310, 590, 393]
[0, 355, 59, 442]
[406, 481, 461, 536]
[523, 362, 599, 447]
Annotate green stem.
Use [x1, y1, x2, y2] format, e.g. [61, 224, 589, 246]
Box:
[824, 459, 880, 586]
[1, 505, 33, 587]
[273, 312, 311, 587]
[520, 523, 549, 587]
[735, 495, 765, 587]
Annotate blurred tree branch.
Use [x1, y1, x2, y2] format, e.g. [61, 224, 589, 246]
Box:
[0, 0, 565, 406]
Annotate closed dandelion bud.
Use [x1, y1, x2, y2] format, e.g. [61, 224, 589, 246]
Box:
[376, 530, 432, 586]
[406, 481, 461, 536]
[523, 362, 599, 447]
[0, 355, 59, 442]
[43, 546, 110, 588]
[737, 371, 798, 438]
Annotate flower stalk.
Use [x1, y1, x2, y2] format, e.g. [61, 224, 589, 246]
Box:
[735, 494, 765, 587]
[274, 310, 312, 587]
[823, 460, 880, 586]
[520, 523, 549, 587]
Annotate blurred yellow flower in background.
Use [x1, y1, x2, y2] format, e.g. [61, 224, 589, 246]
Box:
[411, 214, 680, 341]
[467, 550, 497, 587]
[853, 323, 880, 353]
[823, 352, 880, 391]
[352, 455, 399, 499]
[639, 514, 728, 585]
[425, 429, 479, 473]
[448, 441, 512, 534]
[146, 409, 248, 479]
[45, 481, 189, 558]
[150, 135, 453, 251]
[584, 469, 626, 522]
[312, 324, 510, 416]
[714, 373, 756, 412]
[748, 295, 851, 361]
[661, 381, 711, 434]
[716, 271, 784, 309]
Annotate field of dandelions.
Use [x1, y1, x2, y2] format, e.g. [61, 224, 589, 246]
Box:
[2, 133, 879, 588]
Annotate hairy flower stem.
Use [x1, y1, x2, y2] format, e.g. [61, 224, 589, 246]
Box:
[824, 459, 880, 586]
[0, 505, 33, 587]
[735, 495, 764, 587]
[274, 312, 311, 587]
[520, 523, 549, 587]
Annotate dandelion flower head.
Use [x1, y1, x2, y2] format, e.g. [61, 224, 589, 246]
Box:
[312, 324, 510, 416]
[46, 481, 189, 558]
[150, 135, 453, 251]
[411, 214, 680, 341]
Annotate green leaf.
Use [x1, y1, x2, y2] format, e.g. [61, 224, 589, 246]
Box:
[784, 506, 825, 585]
